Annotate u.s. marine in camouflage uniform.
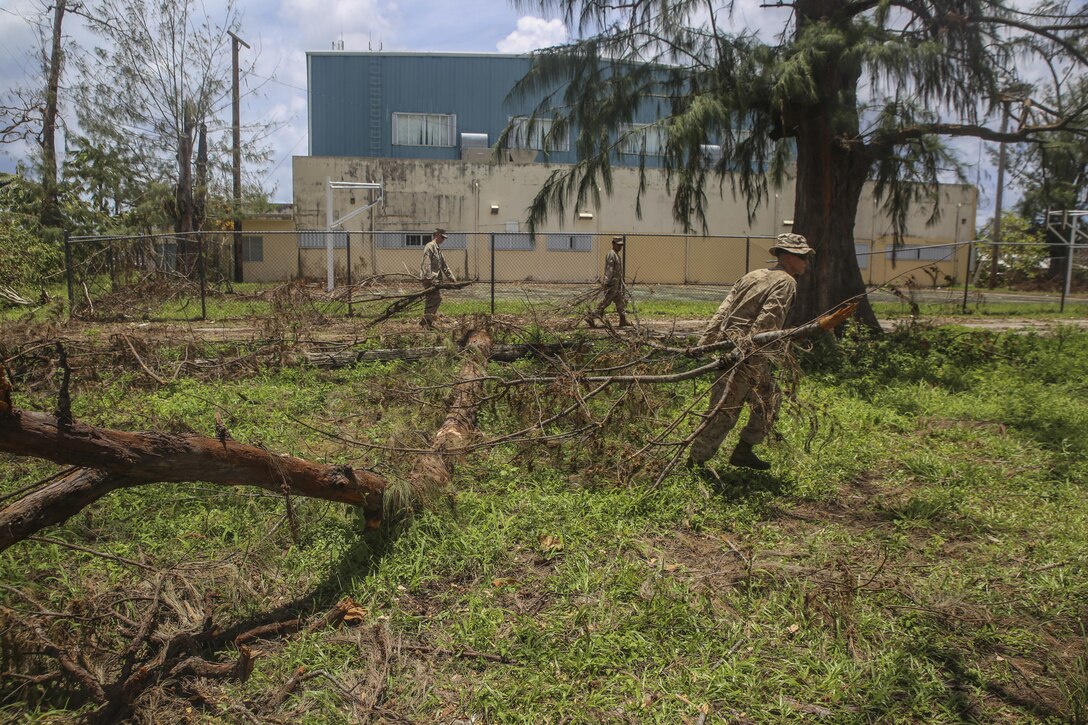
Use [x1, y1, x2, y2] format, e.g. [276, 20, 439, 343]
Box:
[688, 233, 815, 470]
[587, 236, 630, 327]
[419, 227, 456, 328]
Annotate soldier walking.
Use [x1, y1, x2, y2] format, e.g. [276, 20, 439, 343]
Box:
[588, 235, 630, 327]
[687, 233, 815, 470]
[419, 227, 456, 328]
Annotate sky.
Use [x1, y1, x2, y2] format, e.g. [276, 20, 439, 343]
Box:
[0, 0, 1005, 223]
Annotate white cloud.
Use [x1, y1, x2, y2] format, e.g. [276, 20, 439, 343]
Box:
[277, 0, 392, 49]
[496, 16, 568, 53]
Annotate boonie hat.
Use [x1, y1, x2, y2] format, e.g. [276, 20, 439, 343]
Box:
[770, 232, 814, 257]
[611, 235, 625, 245]
[434, 227, 448, 239]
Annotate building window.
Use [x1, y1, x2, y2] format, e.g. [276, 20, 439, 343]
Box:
[546, 234, 592, 252]
[392, 112, 456, 147]
[242, 235, 263, 263]
[855, 243, 869, 269]
[375, 231, 467, 250]
[299, 231, 347, 249]
[444, 233, 467, 250]
[619, 124, 667, 156]
[508, 116, 569, 152]
[494, 233, 534, 251]
[886, 244, 952, 262]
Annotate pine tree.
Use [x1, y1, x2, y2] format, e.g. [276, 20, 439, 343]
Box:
[509, 0, 1088, 328]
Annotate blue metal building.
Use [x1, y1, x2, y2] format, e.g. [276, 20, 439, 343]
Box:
[306, 51, 672, 166]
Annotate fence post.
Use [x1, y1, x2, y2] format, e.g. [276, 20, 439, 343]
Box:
[1062, 214, 1078, 313]
[198, 233, 207, 321]
[490, 232, 496, 316]
[108, 241, 116, 291]
[961, 243, 972, 314]
[744, 236, 751, 275]
[64, 229, 74, 312]
[346, 231, 354, 317]
[621, 234, 627, 282]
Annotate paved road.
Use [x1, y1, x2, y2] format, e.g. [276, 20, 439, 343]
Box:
[867, 288, 1088, 306]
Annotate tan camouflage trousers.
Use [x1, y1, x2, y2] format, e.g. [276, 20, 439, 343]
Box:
[421, 280, 442, 327]
[594, 284, 626, 318]
[689, 360, 780, 464]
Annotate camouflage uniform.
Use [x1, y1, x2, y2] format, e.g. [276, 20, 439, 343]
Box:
[420, 233, 455, 327]
[593, 241, 628, 325]
[688, 267, 797, 464]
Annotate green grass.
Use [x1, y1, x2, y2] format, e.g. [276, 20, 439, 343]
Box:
[2, 323, 1088, 721]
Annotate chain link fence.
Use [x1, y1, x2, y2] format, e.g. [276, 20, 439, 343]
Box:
[63, 230, 786, 322]
[61, 226, 1088, 324]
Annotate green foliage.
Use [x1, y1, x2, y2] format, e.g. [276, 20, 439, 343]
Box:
[71, 0, 274, 231]
[1011, 75, 1088, 221]
[0, 174, 63, 292]
[975, 213, 1050, 288]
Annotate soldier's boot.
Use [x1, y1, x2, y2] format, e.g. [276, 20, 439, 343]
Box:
[729, 441, 771, 471]
[618, 314, 631, 327]
[585, 314, 599, 328]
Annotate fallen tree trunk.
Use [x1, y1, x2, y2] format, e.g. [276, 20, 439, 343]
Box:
[0, 330, 503, 550]
[0, 407, 388, 552]
[406, 329, 493, 499]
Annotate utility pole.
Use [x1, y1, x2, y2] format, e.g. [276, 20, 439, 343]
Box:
[228, 31, 250, 283]
[990, 105, 1010, 290]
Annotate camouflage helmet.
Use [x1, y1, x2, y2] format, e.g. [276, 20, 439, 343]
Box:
[770, 232, 815, 258]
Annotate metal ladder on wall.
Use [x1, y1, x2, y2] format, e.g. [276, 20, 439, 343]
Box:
[367, 58, 382, 156]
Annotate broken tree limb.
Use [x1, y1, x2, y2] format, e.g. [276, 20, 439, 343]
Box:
[363, 280, 473, 327]
[503, 304, 860, 386]
[0, 284, 34, 307]
[640, 303, 859, 356]
[0, 469, 129, 552]
[0, 407, 387, 551]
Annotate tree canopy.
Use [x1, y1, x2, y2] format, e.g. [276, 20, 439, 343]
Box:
[508, 0, 1088, 327]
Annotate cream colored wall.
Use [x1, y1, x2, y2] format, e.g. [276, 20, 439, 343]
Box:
[290, 156, 978, 286]
[853, 185, 976, 286]
[238, 219, 296, 283]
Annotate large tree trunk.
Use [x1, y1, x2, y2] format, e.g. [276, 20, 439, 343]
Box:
[786, 0, 880, 331]
[38, 0, 66, 228]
